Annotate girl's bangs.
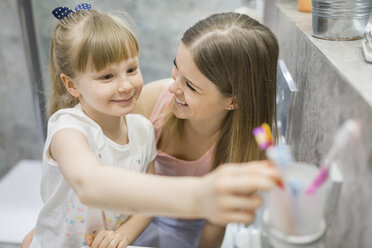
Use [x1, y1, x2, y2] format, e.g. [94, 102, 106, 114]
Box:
[76, 18, 139, 72]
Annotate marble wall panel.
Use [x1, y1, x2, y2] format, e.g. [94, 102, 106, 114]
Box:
[264, 0, 372, 247]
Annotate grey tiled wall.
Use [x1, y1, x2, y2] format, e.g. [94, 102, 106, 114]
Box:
[0, 0, 43, 178]
[264, 0, 372, 247]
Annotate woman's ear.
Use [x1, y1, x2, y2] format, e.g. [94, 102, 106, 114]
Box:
[60, 73, 80, 98]
[225, 97, 237, 111]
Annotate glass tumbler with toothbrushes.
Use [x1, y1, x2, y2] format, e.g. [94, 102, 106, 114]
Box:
[253, 123, 326, 247]
[256, 120, 361, 248]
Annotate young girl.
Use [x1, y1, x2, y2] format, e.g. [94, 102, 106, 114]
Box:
[30, 4, 156, 248]
[24, 6, 281, 248]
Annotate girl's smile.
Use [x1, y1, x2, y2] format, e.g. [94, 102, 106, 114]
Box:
[110, 95, 134, 105]
[68, 57, 143, 124]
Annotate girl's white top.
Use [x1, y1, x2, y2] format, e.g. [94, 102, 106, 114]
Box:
[30, 104, 156, 248]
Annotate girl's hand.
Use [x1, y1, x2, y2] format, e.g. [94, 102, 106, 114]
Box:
[197, 160, 280, 226]
[21, 229, 34, 248]
[86, 230, 129, 248]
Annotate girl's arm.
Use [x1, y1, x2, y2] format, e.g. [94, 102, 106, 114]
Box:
[86, 162, 156, 248]
[51, 128, 279, 225]
[198, 221, 226, 248]
[21, 229, 34, 248]
[112, 161, 156, 244]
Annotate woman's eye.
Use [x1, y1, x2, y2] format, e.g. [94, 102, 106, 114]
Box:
[185, 81, 196, 92]
[127, 67, 137, 74]
[102, 74, 113, 80]
[173, 59, 179, 71]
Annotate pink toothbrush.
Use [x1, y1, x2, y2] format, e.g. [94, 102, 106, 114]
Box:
[305, 119, 362, 195]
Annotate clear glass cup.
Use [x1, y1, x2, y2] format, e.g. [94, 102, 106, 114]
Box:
[263, 162, 329, 248]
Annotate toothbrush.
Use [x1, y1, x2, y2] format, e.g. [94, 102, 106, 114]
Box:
[253, 123, 288, 189]
[253, 123, 298, 233]
[305, 119, 362, 195]
[266, 145, 294, 169]
[253, 123, 273, 150]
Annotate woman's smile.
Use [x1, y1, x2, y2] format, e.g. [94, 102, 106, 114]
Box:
[174, 96, 188, 106]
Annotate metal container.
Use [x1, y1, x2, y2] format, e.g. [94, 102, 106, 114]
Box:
[311, 0, 372, 40]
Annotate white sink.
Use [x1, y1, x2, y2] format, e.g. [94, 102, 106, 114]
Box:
[0, 160, 43, 244]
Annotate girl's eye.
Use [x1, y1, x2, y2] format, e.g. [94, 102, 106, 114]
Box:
[102, 74, 113, 80]
[127, 67, 137, 74]
[185, 81, 196, 92]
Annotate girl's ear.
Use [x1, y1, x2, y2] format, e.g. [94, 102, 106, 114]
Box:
[60, 73, 80, 98]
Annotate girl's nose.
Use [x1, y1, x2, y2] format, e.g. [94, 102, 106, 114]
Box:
[118, 79, 133, 93]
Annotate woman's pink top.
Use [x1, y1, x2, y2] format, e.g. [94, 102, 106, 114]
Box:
[149, 80, 214, 177]
[133, 81, 215, 248]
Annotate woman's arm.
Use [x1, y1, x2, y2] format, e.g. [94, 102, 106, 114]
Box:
[134, 78, 171, 118]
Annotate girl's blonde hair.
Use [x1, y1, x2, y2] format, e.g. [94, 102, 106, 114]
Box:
[162, 12, 278, 168]
[49, 9, 139, 116]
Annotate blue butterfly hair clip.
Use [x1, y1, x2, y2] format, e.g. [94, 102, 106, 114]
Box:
[52, 3, 92, 20]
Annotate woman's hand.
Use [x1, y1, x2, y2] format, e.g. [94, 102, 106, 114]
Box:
[86, 230, 129, 248]
[197, 160, 280, 226]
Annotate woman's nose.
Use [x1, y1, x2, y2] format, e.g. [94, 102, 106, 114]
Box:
[169, 78, 183, 95]
[171, 66, 177, 80]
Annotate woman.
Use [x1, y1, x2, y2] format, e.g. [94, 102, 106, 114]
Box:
[131, 12, 278, 248]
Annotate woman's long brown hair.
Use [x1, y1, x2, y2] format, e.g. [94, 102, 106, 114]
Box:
[161, 12, 279, 168]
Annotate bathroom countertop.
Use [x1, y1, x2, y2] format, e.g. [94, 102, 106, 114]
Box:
[273, 0, 372, 107]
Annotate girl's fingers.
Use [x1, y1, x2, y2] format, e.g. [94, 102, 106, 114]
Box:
[98, 236, 112, 248]
[215, 174, 276, 195]
[218, 210, 255, 225]
[201, 160, 282, 225]
[107, 235, 123, 248]
[85, 234, 94, 246]
[219, 193, 263, 211]
[118, 239, 128, 248]
[91, 231, 106, 248]
[221, 161, 276, 175]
